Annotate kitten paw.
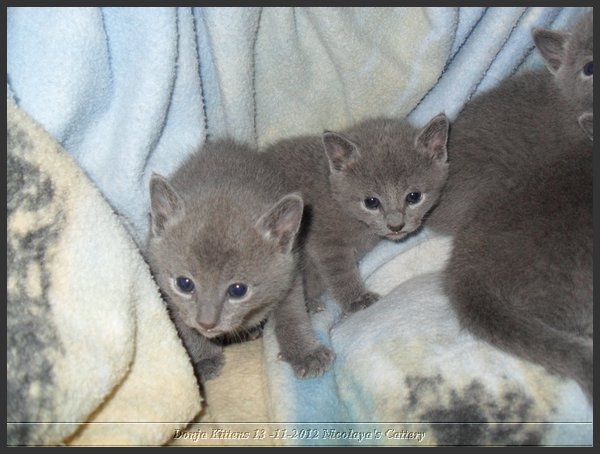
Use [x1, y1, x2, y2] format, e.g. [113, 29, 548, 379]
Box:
[346, 291, 380, 314]
[279, 344, 335, 379]
[194, 354, 225, 382]
[306, 298, 326, 314]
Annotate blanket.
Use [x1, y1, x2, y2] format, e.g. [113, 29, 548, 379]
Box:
[6, 6, 592, 446]
[7, 95, 201, 446]
[263, 230, 593, 446]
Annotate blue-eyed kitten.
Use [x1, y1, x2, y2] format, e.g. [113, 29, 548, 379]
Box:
[264, 114, 450, 315]
[441, 12, 593, 401]
[146, 140, 334, 381]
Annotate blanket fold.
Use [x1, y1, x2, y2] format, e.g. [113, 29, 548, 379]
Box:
[6, 6, 592, 446]
[7, 95, 202, 446]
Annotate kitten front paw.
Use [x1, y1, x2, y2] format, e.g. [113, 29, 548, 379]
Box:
[194, 353, 225, 382]
[346, 291, 380, 314]
[279, 344, 335, 379]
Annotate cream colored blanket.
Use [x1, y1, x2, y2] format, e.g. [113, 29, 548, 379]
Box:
[7, 96, 201, 446]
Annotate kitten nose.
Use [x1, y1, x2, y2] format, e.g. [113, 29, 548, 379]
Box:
[387, 223, 405, 232]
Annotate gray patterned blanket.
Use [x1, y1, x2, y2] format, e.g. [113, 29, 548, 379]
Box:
[7, 96, 202, 446]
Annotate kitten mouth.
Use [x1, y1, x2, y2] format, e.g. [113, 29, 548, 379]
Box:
[197, 327, 225, 338]
[386, 231, 406, 239]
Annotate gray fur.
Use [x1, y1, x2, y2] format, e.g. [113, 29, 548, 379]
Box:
[264, 114, 449, 314]
[446, 143, 592, 401]
[146, 139, 334, 381]
[426, 12, 593, 234]
[439, 12, 593, 402]
[534, 11, 593, 112]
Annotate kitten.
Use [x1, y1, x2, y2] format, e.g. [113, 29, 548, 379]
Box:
[264, 114, 450, 314]
[146, 139, 334, 381]
[426, 12, 593, 235]
[440, 12, 593, 401]
[446, 112, 593, 400]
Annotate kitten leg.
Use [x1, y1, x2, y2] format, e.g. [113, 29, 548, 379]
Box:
[273, 274, 335, 378]
[314, 246, 379, 314]
[169, 307, 224, 382]
[303, 256, 326, 313]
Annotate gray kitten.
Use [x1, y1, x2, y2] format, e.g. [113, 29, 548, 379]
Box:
[146, 140, 334, 381]
[426, 12, 593, 235]
[446, 117, 592, 400]
[440, 12, 593, 401]
[264, 114, 450, 314]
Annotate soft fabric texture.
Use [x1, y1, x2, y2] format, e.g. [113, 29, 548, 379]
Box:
[263, 230, 593, 445]
[7, 7, 592, 446]
[8, 7, 586, 245]
[7, 95, 201, 446]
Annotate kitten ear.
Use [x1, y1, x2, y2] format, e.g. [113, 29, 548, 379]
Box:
[255, 193, 304, 254]
[415, 113, 449, 162]
[149, 173, 185, 237]
[533, 28, 568, 74]
[322, 131, 361, 173]
[578, 112, 593, 140]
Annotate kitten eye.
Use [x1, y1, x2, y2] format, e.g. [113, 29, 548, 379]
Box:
[227, 283, 248, 299]
[364, 197, 381, 210]
[406, 192, 422, 205]
[176, 276, 195, 293]
[583, 61, 593, 76]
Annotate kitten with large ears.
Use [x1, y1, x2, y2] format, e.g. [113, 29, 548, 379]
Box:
[440, 12, 593, 402]
[533, 11, 593, 112]
[426, 11, 593, 235]
[146, 140, 334, 381]
[265, 114, 450, 315]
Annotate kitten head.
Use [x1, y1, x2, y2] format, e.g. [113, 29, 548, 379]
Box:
[323, 113, 449, 240]
[147, 173, 303, 339]
[533, 11, 593, 111]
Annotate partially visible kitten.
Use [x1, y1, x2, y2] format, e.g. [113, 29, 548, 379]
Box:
[446, 112, 593, 400]
[146, 140, 334, 381]
[426, 12, 593, 235]
[534, 11, 593, 113]
[264, 114, 450, 314]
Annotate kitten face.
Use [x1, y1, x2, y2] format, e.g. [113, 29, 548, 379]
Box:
[323, 114, 449, 241]
[534, 12, 593, 111]
[148, 175, 303, 339]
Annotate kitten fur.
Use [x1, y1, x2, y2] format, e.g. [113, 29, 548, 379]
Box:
[426, 12, 593, 235]
[446, 128, 592, 401]
[442, 11, 593, 401]
[264, 114, 450, 314]
[146, 139, 334, 381]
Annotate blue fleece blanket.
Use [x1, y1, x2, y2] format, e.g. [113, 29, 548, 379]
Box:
[7, 6, 592, 446]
